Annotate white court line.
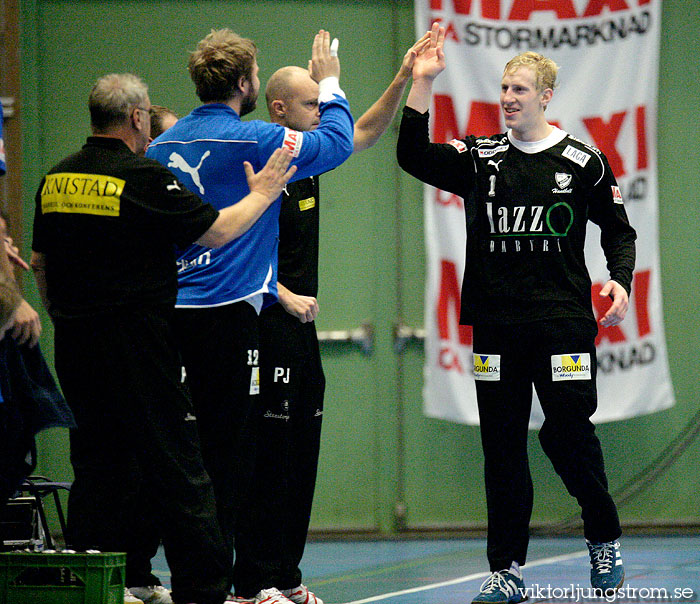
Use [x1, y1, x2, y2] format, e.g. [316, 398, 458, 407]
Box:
[341, 549, 589, 604]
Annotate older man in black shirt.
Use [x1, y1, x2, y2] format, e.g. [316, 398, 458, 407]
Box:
[31, 73, 294, 604]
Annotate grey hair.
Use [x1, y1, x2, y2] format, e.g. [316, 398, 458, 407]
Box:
[88, 73, 149, 133]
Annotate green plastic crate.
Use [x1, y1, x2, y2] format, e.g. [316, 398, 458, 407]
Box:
[0, 552, 125, 604]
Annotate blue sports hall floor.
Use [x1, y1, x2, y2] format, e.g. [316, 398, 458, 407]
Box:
[152, 535, 700, 603]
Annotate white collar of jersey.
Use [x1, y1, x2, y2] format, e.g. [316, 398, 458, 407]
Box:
[507, 126, 567, 154]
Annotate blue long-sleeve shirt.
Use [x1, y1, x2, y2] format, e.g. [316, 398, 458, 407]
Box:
[147, 92, 353, 309]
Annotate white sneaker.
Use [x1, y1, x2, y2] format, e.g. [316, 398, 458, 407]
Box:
[129, 585, 174, 604]
[281, 584, 324, 604]
[230, 587, 295, 604]
[124, 588, 146, 604]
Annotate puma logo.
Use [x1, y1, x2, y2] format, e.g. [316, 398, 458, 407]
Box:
[488, 159, 504, 171]
[167, 150, 211, 195]
[166, 180, 181, 192]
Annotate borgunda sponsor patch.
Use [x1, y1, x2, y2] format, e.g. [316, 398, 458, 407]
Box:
[551, 353, 591, 381]
[473, 354, 501, 381]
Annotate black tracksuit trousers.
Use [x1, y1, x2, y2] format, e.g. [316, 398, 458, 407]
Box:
[54, 308, 229, 604]
[233, 303, 325, 597]
[472, 318, 622, 572]
[173, 301, 260, 591]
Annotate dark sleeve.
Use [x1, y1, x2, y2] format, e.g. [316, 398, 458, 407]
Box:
[588, 154, 637, 295]
[169, 202, 219, 248]
[397, 106, 474, 195]
[134, 161, 219, 247]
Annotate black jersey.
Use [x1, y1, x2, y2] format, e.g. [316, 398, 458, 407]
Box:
[277, 176, 320, 298]
[397, 107, 636, 326]
[32, 137, 218, 318]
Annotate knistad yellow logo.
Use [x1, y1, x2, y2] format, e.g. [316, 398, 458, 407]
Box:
[41, 172, 124, 217]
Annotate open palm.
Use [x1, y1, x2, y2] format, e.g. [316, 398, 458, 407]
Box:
[412, 23, 446, 81]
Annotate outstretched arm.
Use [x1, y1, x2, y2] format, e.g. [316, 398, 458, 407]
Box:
[406, 22, 446, 114]
[397, 23, 470, 195]
[353, 32, 430, 153]
[284, 30, 354, 180]
[197, 148, 296, 248]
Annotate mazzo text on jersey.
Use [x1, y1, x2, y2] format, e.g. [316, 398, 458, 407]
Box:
[484, 200, 572, 253]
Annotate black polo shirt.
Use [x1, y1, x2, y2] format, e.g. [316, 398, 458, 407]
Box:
[277, 176, 320, 298]
[33, 136, 218, 318]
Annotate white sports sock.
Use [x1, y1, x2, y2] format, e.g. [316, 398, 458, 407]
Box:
[509, 561, 522, 578]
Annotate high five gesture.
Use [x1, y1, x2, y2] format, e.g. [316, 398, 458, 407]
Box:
[406, 23, 446, 113]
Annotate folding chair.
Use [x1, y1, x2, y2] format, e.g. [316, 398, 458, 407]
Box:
[2, 475, 72, 550]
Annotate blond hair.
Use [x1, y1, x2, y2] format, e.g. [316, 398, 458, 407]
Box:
[504, 52, 558, 92]
[188, 29, 257, 103]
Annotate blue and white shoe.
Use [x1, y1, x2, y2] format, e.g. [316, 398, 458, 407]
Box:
[587, 539, 624, 592]
[472, 570, 527, 604]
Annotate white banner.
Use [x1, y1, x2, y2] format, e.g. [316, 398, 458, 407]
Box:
[415, 0, 674, 426]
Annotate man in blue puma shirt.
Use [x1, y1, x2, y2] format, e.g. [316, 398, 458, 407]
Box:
[146, 29, 353, 603]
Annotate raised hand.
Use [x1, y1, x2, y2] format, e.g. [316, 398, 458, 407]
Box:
[398, 31, 431, 80]
[309, 29, 340, 83]
[412, 22, 446, 81]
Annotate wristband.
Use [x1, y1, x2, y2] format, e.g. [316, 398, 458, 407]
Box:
[318, 76, 346, 102]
